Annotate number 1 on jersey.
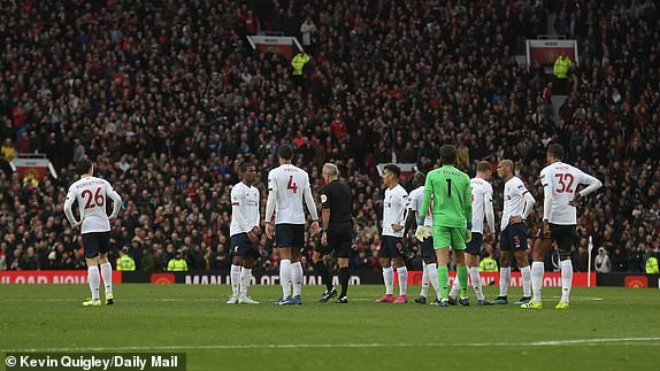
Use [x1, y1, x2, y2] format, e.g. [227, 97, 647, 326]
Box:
[446, 179, 452, 197]
[287, 176, 298, 193]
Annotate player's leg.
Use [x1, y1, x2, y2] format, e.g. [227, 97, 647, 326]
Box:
[495, 228, 512, 304]
[512, 224, 532, 305]
[82, 233, 101, 307]
[229, 254, 243, 303]
[451, 228, 470, 305]
[97, 232, 113, 304]
[376, 236, 394, 302]
[556, 225, 577, 309]
[433, 226, 453, 306]
[421, 238, 441, 304]
[290, 242, 304, 304]
[417, 259, 430, 303]
[523, 230, 552, 309]
[335, 228, 352, 303]
[275, 224, 294, 305]
[392, 254, 408, 303]
[238, 252, 259, 304]
[312, 250, 334, 297]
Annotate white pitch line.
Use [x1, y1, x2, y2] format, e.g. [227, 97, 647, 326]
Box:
[2, 337, 658, 353]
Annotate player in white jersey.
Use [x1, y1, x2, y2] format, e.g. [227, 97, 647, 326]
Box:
[227, 162, 261, 305]
[493, 159, 536, 306]
[63, 159, 122, 307]
[407, 172, 441, 305]
[264, 145, 319, 306]
[522, 144, 602, 309]
[448, 161, 496, 306]
[376, 164, 410, 303]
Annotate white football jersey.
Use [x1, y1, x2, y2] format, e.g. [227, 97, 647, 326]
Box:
[382, 184, 409, 238]
[267, 164, 314, 225]
[540, 161, 595, 225]
[500, 176, 529, 231]
[64, 176, 122, 234]
[470, 177, 493, 233]
[409, 186, 432, 227]
[230, 182, 260, 237]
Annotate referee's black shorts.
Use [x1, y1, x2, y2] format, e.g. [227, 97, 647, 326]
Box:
[316, 222, 353, 258]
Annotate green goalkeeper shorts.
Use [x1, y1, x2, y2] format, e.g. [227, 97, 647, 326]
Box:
[433, 225, 467, 250]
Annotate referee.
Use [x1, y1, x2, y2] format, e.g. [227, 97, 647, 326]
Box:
[313, 163, 353, 304]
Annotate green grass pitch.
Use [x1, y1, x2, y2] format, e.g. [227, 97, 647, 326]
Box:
[1, 284, 658, 371]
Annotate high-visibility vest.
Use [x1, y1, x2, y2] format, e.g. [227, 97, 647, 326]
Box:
[116, 255, 136, 271]
[291, 53, 310, 76]
[168, 258, 188, 271]
[646, 257, 659, 274]
[479, 257, 499, 272]
[554, 56, 571, 79]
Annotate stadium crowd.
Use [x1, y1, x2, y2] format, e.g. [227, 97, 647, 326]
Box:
[0, 0, 658, 274]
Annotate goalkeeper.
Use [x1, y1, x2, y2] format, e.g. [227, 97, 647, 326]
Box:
[420, 145, 472, 307]
[407, 171, 441, 305]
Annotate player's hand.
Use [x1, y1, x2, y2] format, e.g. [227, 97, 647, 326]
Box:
[251, 225, 261, 237]
[509, 215, 523, 225]
[414, 227, 426, 242]
[71, 221, 82, 229]
[310, 220, 320, 237]
[247, 231, 258, 243]
[321, 231, 328, 246]
[569, 192, 581, 207]
[543, 220, 551, 239]
[391, 224, 404, 232]
[265, 222, 274, 239]
[466, 229, 472, 243]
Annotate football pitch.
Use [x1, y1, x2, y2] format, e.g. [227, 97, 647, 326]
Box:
[1, 284, 658, 371]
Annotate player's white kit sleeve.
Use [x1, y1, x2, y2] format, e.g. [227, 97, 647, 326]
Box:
[484, 184, 495, 232]
[577, 171, 603, 197]
[231, 186, 250, 232]
[253, 188, 261, 228]
[63, 185, 79, 226]
[302, 173, 318, 220]
[397, 190, 409, 226]
[521, 184, 536, 220]
[265, 170, 277, 223]
[540, 168, 553, 221]
[106, 181, 122, 218]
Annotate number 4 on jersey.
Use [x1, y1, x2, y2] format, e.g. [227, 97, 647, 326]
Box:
[287, 176, 298, 193]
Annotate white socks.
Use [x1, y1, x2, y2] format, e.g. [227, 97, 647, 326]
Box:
[521, 265, 531, 297]
[240, 268, 252, 297]
[280, 259, 292, 298]
[230, 264, 241, 297]
[291, 262, 303, 297]
[88, 266, 100, 301]
[450, 275, 461, 298]
[397, 266, 408, 296]
[427, 263, 440, 298]
[531, 261, 544, 303]
[383, 266, 394, 295]
[100, 262, 113, 295]
[420, 261, 430, 297]
[499, 267, 511, 297]
[469, 266, 485, 301]
[560, 260, 573, 303]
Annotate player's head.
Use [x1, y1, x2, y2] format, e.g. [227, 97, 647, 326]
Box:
[382, 164, 401, 187]
[497, 159, 514, 179]
[121, 246, 129, 256]
[476, 161, 492, 180]
[440, 144, 456, 165]
[322, 163, 339, 183]
[239, 161, 256, 185]
[547, 143, 564, 163]
[76, 158, 93, 176]
[412, 171, 426, 188]
[278, 144, 293, 165]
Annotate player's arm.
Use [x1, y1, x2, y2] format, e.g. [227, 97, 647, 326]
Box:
[264, 172, 277, 238]
[63, 187, 79, 228]
[391, 193, 408, 231]
[404, 193, 418, 235]
[521, 187, 536, 220]
[541, 171, 552, 237]
[320, 188, 331, 245]
[303, 174, 319, 235]
[571, 171, 603, 205]
[484, 186, 495, 233]
[106, 182, 123, 219]
[231, 188, 250, 232]
[463, 176, 472, 229]
[420, 175, 433, 223]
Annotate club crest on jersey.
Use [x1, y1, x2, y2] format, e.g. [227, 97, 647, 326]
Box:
[321, 194, 328, 203]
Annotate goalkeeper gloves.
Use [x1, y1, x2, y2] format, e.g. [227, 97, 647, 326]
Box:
[415, 226, 432, 242]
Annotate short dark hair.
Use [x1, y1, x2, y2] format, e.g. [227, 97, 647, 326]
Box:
[279, 145, 293, 160]
[413, 171, 426, 188]
[76, 158, 92, 175]
[440, 144, 456, 165]
[238, 161, 254, 173]
[548, 143, 564, 160]
[383, 164, 401, 179]
[476, 161, 492, 173]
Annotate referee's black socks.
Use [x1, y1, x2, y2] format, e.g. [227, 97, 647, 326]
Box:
[314, 261, 333, 292]
[339, 267, 350, 298]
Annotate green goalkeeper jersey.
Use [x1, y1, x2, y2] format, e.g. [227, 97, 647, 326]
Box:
[420, 165, 472, 228]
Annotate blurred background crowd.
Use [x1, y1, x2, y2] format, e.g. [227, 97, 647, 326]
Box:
[0, 0, 658, 274]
